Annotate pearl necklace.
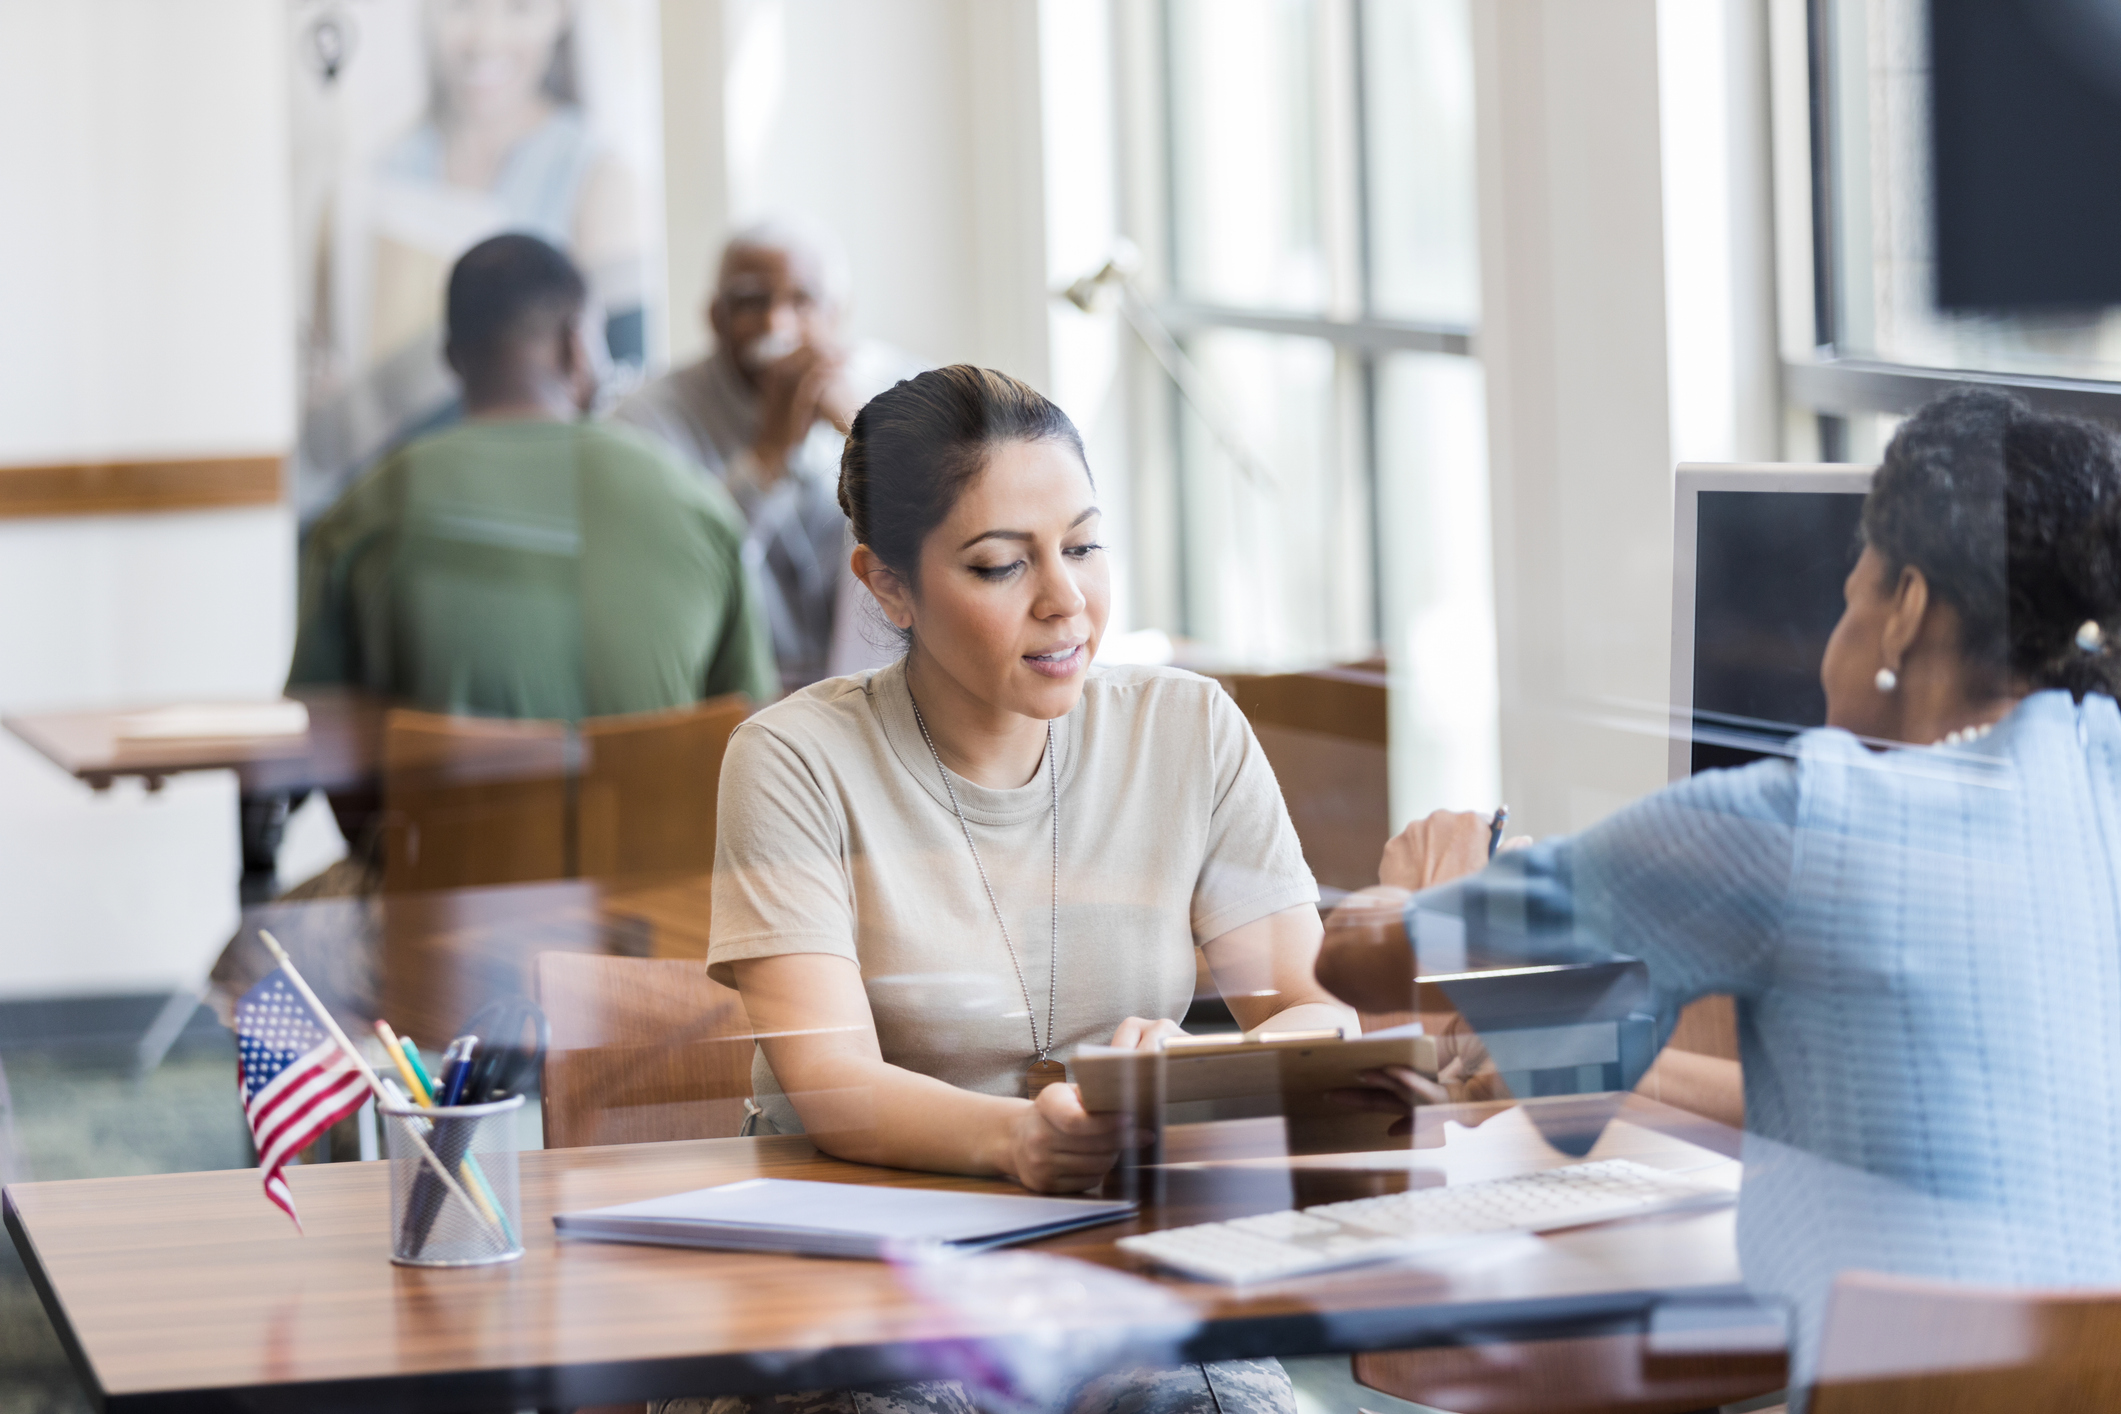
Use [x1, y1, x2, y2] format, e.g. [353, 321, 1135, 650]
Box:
[1935, 722, 1995, 748]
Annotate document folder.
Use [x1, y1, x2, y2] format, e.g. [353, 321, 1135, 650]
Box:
[553, 1177, 1136, 1258]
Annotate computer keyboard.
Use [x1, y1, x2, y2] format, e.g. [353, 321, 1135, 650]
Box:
[1116, 1158, 1736, 1284]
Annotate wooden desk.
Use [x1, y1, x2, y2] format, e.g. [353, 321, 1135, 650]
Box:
[5, 687, 390, 907]
[4, 1098, 1750, 1414]
[3, 687, 385, 795]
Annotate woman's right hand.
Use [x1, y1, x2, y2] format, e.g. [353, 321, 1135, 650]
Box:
[1003, 1083, 1126, 1193]
[1379, 809, 1494, 891]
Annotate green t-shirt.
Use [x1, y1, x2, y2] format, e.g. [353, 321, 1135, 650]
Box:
[289, 419, 777, 721]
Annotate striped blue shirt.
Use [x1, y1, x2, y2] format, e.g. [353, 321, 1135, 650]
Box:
[1406, 689, 2121, 1378]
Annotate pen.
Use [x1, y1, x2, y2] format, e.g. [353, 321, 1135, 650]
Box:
[437, 1036, 479, 1107]
[400, 1037, 441, 1102]
[460, 1157, 518, 1249]
[1488, 804, 1510, 859]
[375, 1020, 432, 1106]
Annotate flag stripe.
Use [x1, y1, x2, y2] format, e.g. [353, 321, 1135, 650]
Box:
[255, 1062, 366, 1153]
[256, 1073, 367, 1172]
[247, 1039, 348, 1118]
[263, 1174, 301, 1233]
[250, 1052, 363, 1150]
[237, 967, 375, 1232]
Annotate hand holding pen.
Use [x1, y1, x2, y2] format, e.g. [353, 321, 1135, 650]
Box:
[1379, 808, 1501, 891]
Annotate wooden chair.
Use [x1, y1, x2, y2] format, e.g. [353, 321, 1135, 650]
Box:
[1354, 1331, 1783, 1414]
[1801, 1270, 2121, 1412]
[534, 952, 755, 1149]
[380, 696, 750, 895]
[1214, 661, 1390, 894]
[577, 694, 749, 885]
[381, 710, 571, 892]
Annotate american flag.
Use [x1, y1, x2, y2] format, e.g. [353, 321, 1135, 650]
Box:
[235, 969, 369, 1229]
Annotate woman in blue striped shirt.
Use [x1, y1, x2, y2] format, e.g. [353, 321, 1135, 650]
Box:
[1319, 387, 2121, 1382]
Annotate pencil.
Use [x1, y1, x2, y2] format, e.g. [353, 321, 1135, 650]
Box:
[374, 1020, 432, 1106]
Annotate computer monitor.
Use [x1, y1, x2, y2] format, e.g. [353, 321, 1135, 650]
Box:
[1669, 464, 1874, 781]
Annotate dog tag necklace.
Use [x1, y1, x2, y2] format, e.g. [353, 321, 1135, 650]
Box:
[910, 697, 1065, 1099]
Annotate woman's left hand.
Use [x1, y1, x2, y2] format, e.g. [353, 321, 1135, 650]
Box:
[1107, 1016, 1186, 1051]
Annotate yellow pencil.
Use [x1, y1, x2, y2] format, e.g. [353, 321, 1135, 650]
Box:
[374, 1019, 432, 1106]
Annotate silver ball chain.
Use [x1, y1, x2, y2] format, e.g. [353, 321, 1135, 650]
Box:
[909, 698, 1060, 1063]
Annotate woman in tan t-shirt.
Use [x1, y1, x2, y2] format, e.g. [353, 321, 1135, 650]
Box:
[708, 366, 1355, 1197]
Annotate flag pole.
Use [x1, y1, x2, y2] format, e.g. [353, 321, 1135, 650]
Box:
[256, 930, 505, 1243]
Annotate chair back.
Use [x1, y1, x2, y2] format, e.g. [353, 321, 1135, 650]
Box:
[533, 952, 754, 1148]
[1808, 1270, 2121, 1412]
[1355, 1329, 1783, 1414]
[381, 710, 571, 893]
[578, 694, 749, 885]
[1214, 661, 1388, 894]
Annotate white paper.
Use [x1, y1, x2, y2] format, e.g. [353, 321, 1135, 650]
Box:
[116, 700, 311, 741]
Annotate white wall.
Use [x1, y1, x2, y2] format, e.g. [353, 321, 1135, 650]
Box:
[0, 0, 300, 998]
[660, 0, 1050, 383]
[1473, 0, 1781, 835]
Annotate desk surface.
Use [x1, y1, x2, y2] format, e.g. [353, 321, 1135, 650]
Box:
[5, 1098, 1747, 1414]
[3, 688, 385, 794]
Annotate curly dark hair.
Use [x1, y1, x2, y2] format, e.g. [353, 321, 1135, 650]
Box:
[1865, 387, 2121, 701]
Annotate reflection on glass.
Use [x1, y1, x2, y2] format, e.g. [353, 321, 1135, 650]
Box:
[1167, 0, 1329, 312]
[1176, 329, 1368, 665]
[1823, 0, 2121, 379]
[1360, 0, 1479, 326]
[1374, 352, 1497, 819]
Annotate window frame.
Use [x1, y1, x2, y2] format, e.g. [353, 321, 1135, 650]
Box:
[1782, 0, 2121, 456]
[1123, 0, 1479, 650]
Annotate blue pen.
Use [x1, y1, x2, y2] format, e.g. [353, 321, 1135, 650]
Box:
[437, 1035, 479, 1107]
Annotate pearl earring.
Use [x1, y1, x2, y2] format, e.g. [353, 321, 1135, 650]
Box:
[1875, 667, 1898, 693]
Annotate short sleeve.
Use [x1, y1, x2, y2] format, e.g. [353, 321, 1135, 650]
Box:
[1190, 687, 1321, 942]
[1403, 755, 1801, 1032]
[706, 723, 859, 986]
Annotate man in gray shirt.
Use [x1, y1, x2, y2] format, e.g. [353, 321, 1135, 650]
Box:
[617, 219, 917, 690]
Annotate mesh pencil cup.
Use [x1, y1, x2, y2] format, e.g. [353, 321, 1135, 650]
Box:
[380, 1093, 525, 1267]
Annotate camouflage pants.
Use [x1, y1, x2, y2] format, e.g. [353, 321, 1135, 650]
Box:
[650, 1356, 1295, 1414]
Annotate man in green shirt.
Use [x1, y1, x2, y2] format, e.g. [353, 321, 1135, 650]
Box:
[290, 234, 777, 721]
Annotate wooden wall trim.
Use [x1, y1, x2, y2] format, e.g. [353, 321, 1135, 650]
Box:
[0, 455, 282, 520]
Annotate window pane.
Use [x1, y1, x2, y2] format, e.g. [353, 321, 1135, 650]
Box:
[1375, 351, 1497, 820]
[1175, 330, 1369, 663]
[1166, 0, 1330, 312]
[1823, 0, 2121, 380]
[1361, 0, 1480, 326]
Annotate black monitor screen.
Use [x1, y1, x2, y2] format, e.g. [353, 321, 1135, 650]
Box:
[1932, 0, 2121, 308]
[1689, 490, 1867, 775]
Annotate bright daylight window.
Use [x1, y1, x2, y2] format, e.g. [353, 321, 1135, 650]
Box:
[1794, 0, 2121, 459]
[1129, 0, 1496, 813]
